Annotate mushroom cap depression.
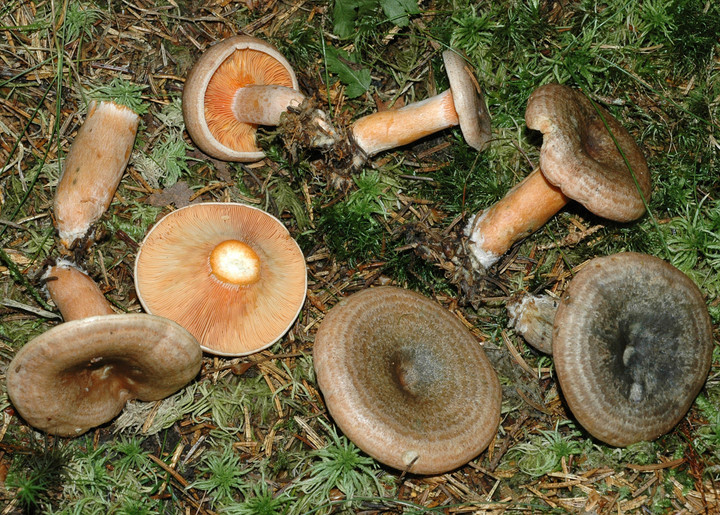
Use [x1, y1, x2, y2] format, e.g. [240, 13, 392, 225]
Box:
[134, 203, 307, 356]
[182, 35, 299, 161]
[553, 252, 713, 447]
[7, 314, 202, 437]
[313, 286, 501, 475]
[442, 50, 492, 151]
[525, 83, 651, 222]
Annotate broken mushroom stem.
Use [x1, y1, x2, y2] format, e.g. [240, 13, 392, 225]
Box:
[506, 292, 559, 355]
[54, 100, 140, 250]
[348, 50, 491, 169]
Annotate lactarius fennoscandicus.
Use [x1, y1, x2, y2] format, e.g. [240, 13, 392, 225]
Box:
[464, 83, 650, 271]
[6, 261, 202, 436]
[182, 35, 338, 162]
[349, 50, 491, 168]
[313, 286, 501, 474]
[134, 202, 307, 356]
[508, 253, 712, 447]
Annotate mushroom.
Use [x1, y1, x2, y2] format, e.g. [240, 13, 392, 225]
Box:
[182, 35, 338, 162]
[313, 286, 501, 474]
[463, 83, 651, 271]
[348, 50, 491, 167]
[134, 202, 307, 356]
[508, 253, 713, 447]
[6, 261, 202, 436]
[54, 100, 140, 249]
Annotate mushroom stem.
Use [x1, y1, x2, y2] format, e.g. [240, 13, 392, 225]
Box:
[54, 101, 140, 249]
[465, 167, 569, 270]
[350, 89, 459, 158]
[507, 294, 558, 355]
[230, 85, 339, 148]
[231, 85, 306, 125]
[44, 262, 114, 321]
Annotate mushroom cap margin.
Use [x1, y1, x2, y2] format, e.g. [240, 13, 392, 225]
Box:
[442, 50, 492, 152]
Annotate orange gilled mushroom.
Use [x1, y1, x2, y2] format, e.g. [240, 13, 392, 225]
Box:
[134, 202, 307, 356]
[463, 83, 651, 271]
[349, 50, 491, 167]
[182, 35, 338, 162]
[54, 100, 140, 249]
[6, 261, 202, 436]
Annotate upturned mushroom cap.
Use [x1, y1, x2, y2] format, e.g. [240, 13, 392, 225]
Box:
[553, 252, 713, 447]
[313, 286, 501, 475]
[525, 83, 651, 222]
[182, 35, 299, 162]
[7, 313, 202, 437]
[54, 100, 140, 248]
[134, 202, 307, 356]
[442, 50, 491, 151]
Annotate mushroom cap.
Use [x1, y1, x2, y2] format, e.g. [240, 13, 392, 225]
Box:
[553, 252, 713, 447]
[525, 83, 651, 222]
[442, 50, 492, 151]
[182, 35, 299, 162]
[134, 202, 307, 356]
[6, 314, 202, 437]
[313, 286, 501, 475]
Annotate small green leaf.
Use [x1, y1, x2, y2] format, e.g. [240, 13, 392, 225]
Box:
[381, 0, 419, 27]
[325, 46, 371, 98]
[333, 0, 359, 38]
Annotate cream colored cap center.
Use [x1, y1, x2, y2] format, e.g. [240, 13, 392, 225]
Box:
[209, 239, 261, 285]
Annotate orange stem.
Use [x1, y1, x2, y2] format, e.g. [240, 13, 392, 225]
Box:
[466, 168, 569, 268]
[351, 89, 459, 157]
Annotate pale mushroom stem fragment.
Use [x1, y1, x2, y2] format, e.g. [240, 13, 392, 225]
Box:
[54, 100, 139, 249]
[506, 293, 558, 355]
[465, 167, 569, 269]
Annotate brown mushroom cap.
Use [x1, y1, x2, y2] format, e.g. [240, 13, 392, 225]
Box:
[525, 83, 651, 222]
[134, 202, 307, 356]
[553, 252, 713, 447]
[7, 313, 202, 437]
[182, 35, 299, 162]
[443, 50, 492, 151]
[313, 286, 501, 475]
